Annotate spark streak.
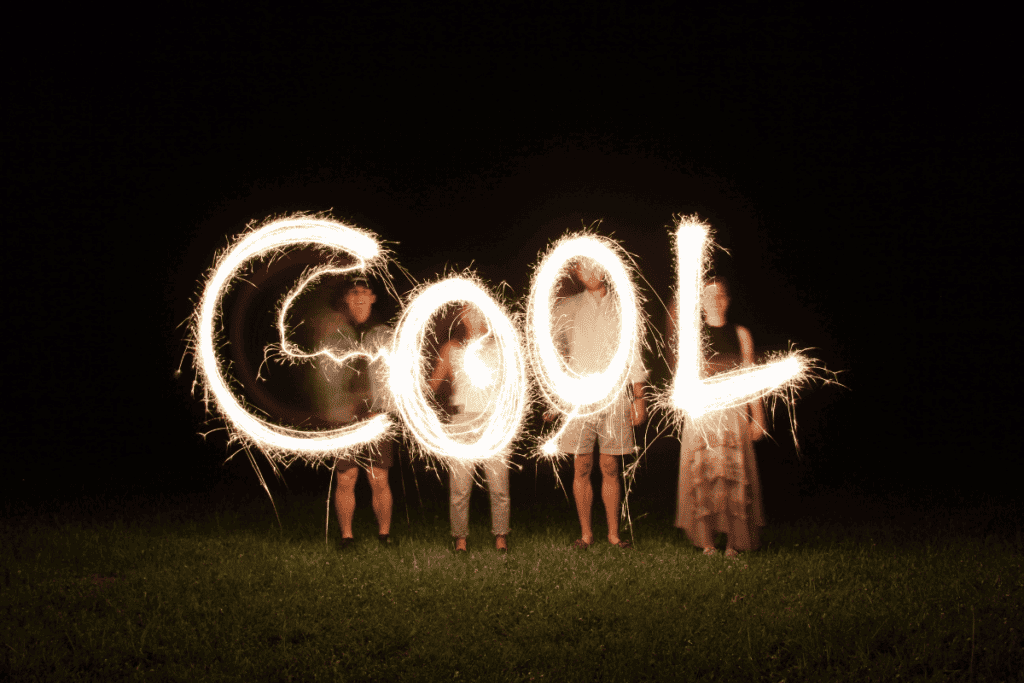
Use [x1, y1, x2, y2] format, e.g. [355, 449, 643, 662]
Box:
[193, 216, 390, 464]
[390, 277, 528, 463]
[669, 216, 807, 419]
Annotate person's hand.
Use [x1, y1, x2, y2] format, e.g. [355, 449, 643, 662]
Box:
[630, 397, 646, 426]
[749, 420, 767, 442]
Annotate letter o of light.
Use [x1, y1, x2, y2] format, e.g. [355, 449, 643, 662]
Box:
[390, 278, 528, 462]
[527, 234, 641, 415]
[194, 217, 390, 463]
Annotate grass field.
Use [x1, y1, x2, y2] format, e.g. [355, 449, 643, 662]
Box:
[2, 487, 1021, 682]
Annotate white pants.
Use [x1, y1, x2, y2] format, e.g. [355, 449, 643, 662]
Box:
[448, 414, 511, 538]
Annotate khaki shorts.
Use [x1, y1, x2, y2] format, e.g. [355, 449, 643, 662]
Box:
[336, 438, 394, 472]
[559, 396, 635, 456]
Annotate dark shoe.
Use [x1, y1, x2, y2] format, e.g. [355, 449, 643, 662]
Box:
[378, 534, 394, 547]
[338, 537, 355, 551]
[495, 535, 508, 553]
[573, 538, 592, 550]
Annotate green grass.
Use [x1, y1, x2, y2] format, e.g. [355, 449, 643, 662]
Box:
[2, 494, 1021, 682]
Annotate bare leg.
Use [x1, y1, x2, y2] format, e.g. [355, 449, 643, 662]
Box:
[335, 466, 358, 539]
[599, 454, 622, 545]
[366, 465, 392, 536]
[573, 453, 594, 544]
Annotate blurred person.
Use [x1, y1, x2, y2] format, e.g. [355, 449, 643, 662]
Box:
[428, 304, 510, 552]
[309, 275, 396, 549]
[550, 258, 647, 550]
[668, 277, 767, 558]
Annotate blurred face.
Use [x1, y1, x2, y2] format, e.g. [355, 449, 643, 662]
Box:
[461, 304, 487, 337]
[573, 259, 605, 292]
[701, 282, 730, 320]
[344, 285, 376, 325]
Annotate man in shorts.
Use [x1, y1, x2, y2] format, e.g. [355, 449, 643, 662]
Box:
[554, 258, 647, 549]
[315, 275, 396, 549]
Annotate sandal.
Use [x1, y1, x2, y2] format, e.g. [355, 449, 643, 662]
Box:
[613, 540, 633, 550]
[572, 538, 592, 550]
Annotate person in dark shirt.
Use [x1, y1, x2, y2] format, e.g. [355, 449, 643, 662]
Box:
[669, 277, 767, 557]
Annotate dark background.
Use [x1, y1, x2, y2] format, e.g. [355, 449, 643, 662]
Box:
[5, 5, 1016, 515]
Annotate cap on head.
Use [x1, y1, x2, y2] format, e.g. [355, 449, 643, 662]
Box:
[344, 274, 373, 293]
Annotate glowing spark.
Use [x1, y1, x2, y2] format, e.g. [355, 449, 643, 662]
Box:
[526, 234, 643, 454]
[464, 337, 496, 389]
[193, 216, 391, 464]
[389, 277, 528, 463]
[670, 217, 807, 419]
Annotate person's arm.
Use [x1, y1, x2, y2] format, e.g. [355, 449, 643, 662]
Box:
[629, 381, 647, 426]
[428, 341, 457, 394]
[366, 326, 396, 416]
[627, 310, 648, 425]
[737, 325, 767, 441]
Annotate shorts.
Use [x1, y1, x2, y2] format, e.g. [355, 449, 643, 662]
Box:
[558, 395, 635, 456]
[336, 438, 395, 472]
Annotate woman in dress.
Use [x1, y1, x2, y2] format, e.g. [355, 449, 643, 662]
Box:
[670, 278, 767, 557]
[428, 304, 511, 552]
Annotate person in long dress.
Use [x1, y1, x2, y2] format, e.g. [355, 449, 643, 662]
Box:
[669, 278, 767, 557]
[428, 304, 511, 552]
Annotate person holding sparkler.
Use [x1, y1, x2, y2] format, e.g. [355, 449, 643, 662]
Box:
[669, 277, 767, 557]
[315, 275, 397, 550]
[552, 258, 647, 550]
[428, 304, 511, 552]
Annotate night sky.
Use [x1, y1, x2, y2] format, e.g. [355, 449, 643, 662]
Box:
[6, 6, 1016, 508]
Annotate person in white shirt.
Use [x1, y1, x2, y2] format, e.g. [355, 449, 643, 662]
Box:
[551, 258, 647, 550]
[429, 304, 511, 552]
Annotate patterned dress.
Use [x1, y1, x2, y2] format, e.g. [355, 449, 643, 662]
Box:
[675, 323, 765, 551]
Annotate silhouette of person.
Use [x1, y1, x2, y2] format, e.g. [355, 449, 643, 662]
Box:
[550, 258, 647, 550]
[669, 277, 767, 557]
[428, 304, 511, 552]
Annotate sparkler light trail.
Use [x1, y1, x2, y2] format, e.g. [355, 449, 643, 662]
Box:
[389, 277, 528, 464]
[526, 234, 644, 456]
[669, 216, 808, 420]
[193, 216, 391, 465]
